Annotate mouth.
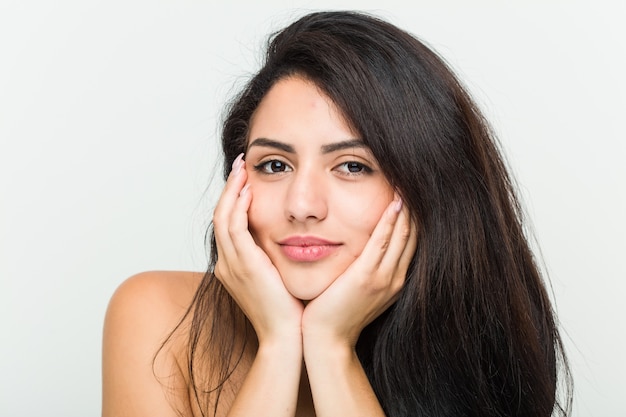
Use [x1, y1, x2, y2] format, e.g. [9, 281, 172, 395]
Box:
[278, 236, 342, 262]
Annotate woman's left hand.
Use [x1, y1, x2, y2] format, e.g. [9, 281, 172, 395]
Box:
[301, 196, 418, 348]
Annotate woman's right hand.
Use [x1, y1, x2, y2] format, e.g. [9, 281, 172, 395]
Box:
[213, 154, 304, 416]
[212, 153, 304, 345]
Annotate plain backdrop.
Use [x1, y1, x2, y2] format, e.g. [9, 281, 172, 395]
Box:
[1, 1, 624, 416]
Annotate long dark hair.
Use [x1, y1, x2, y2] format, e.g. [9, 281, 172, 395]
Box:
[175, 10, 572, 417]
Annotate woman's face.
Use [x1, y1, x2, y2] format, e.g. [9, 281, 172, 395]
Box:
[245, 76, 394, 301]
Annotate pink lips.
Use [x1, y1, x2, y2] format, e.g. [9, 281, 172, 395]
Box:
[278, 236, 341, 262]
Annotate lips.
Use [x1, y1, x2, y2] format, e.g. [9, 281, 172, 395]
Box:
[278, 236, 341, 262]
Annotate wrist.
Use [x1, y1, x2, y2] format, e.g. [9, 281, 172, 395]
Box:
[302, 330, 356, 364]
[257, 328, 303, 356]
[254, 339, 303, 374]
[254, 313, 303, 345]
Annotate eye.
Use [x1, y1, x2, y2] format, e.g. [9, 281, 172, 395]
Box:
[335, 161, 373, 176]
[253, 159, 292, 174]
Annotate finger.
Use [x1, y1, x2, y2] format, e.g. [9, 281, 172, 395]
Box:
[212, 153, 247, 226]
[355, 196, 403, 271]
[378, 203, 415, 273]
[213, 155, 247, 246]
[228, 182, 259, 257]
[227, 183, 281, 279]
[396, 214, 418, 272]
[212, 154, 247, 259]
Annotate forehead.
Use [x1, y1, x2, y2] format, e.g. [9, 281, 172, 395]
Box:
[248, 76, 358, 145]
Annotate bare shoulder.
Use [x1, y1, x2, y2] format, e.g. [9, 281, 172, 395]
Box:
[107, 270, 202, 318]
[102, 270, 203, 417]
[104, 271, 202, 347]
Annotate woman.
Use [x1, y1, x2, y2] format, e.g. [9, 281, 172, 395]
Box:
[102, 10, 572, 417]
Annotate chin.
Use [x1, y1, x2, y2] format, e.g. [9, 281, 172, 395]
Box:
[284, 282, 327, 301]
[281, 271, 336, 301]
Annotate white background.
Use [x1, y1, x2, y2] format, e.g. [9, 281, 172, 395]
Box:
[1, 1, 624, 416]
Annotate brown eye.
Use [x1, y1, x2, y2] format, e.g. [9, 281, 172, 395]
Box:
[335, 161, 373, 176]
[254, 159, 292, 174]
[346, 162, 364, 173]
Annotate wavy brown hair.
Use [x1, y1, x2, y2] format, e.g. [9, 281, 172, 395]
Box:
[164, 10, 572, 417]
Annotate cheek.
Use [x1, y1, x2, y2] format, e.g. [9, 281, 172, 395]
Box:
[247, 184, 277, 238]
[336, 192, 392, 253]
[247, 197, 264, 237]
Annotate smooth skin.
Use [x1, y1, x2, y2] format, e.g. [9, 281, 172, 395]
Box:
[243, 76, 398, 301]
[102, 77, 417, 417]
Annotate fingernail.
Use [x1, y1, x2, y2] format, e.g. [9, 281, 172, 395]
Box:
[231, 153, 244, 175]
[239, 183, 250, 196]
[394, 198, 403, 213]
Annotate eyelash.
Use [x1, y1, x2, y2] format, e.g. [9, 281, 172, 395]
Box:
[252, 159, 373, 176]
[335, 161, 373, 176]
[253, 159, 293, 174]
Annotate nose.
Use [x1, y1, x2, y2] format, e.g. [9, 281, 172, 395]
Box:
[284, 168, 328, 223]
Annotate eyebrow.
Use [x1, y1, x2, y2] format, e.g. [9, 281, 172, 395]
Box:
[247, 138, 294, 153]
[247, 138, 367, 154]
[320, 139, 367, 154]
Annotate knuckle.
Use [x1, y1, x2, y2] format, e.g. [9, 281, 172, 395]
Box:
[368, 281, 387, 294]
[227, 222, 241, 237]
[376, 237, 391, 252]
